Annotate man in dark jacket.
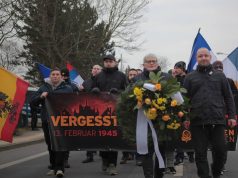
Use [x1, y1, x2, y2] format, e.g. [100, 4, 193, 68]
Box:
[183, 48, 236, 178]
[30, 68, 73, 177]
[133, 53, 170, 178]
[92, 55, 127, 175]
[81, 64, 102, 92]
[80, 64, 102, 163]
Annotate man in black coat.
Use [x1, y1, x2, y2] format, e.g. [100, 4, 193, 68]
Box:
[81, 65, 102, 92]
[91, 55, 127, 175]
[30, 68, 73, 177]
[183, 48, 236, 178]
[80, 64, 102, 163]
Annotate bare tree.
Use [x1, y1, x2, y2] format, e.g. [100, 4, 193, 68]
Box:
[158, 56, 171, 72]
[0, 40, 21, 70]
[0, 0, 16, 46]
[90, 0, 149, 51]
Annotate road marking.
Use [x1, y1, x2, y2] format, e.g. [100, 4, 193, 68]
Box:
[174, 164, 183, 176]
[0, 151, 48, 170]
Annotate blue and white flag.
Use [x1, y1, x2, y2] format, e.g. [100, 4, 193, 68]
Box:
[187, 30, 217, 72]
[37, 63, 51, 81]
[222, 47, 238, 87]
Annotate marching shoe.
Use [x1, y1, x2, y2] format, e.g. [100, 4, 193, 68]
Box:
[56, 170, 64, 177]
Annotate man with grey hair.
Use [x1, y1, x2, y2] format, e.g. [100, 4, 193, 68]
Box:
[184, 48, 236, 178]
[133, 53, 170, 178]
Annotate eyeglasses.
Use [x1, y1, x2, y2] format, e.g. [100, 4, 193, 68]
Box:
[145, 60, 157, 64]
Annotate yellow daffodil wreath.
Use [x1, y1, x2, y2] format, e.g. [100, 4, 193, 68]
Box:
[117, 72, 189, 145]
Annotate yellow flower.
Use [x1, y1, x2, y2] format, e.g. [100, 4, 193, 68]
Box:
[159, 106, 166, 111]
[167, 123, 181, 130]
[157, 98, 163, 105]
[155, 83, 162, 91]
[144, 108, 157, 120]
[162, 98, 167, 103]
[145, 98, 151, 105]
[134, 87, 142, 96]
[170, 99, 177, 107]
[152, 100, 160, 109]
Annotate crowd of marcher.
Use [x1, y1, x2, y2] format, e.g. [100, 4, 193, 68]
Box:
[30, 47, 237, 178]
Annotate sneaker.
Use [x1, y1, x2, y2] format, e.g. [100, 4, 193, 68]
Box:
[168, 167, 176, 174]
[56, 170, 64, 177]
[46, 169, 55, 176]
[222, 166, 227, 172]
[106, 164, 118, 175]
[136, 160, 143, 166]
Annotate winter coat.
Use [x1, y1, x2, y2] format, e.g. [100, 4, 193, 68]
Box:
[30, 80, 73, 123]
[183, 64, 236, 126]
[92, 67, 127, 92]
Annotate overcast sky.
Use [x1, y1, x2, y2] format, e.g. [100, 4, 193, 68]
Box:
[117, 0, 238, 71]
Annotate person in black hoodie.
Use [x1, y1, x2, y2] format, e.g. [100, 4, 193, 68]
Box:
[183, 48, 236, 178]
[133, 53, 170, 178]
[30, 68, 73, 177]
[91, 55, 127, 175]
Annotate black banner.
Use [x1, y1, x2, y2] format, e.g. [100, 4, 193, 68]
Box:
[46, 93, 237, 151]
[45, 93, 135, 151]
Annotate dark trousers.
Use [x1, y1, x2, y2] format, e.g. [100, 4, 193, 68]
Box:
[42, 122, 66, 172]
[191, 125, 226, 178]
[141, 146, 165, 178]
[100, 151, 118, 166]
[31, 114, 38, 129]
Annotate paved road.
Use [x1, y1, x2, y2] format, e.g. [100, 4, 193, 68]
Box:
[0, 142, 238, 178]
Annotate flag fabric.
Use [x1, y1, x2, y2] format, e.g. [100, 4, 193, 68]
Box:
[37, 63, 51, 81]
[222, 47, 238, 88]
[187, 30, 217, 72]
[66, 62, 84, 85]
[0, 67, 29, 142]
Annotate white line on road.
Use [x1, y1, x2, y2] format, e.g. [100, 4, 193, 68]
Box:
[0, 151, 48, 170]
